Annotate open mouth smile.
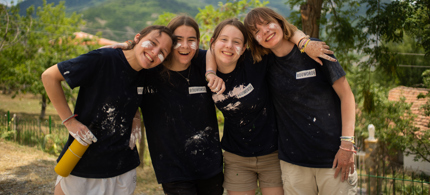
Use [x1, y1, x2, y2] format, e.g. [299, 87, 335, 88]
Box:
[265, 33, 275, 42]
[222, 51, 234, 56]
[144, 52, 154, 62]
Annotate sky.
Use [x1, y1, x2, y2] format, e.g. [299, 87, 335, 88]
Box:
[1, 0, 17, 6]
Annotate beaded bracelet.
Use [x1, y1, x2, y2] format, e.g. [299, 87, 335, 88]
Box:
[340, 136, 355, 143]
[339, 146, 357, 154]
[62, 114, 78, 125]
[300, 39, 311, 53]
[297, 36, 309, 49]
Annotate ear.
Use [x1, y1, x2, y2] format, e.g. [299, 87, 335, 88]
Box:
[240, 44, 246, 55]
[134, 33, 140, 43]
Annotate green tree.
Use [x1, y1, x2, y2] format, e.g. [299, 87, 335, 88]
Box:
[154, 0, 268, 49]
[1, 0, 95, 119]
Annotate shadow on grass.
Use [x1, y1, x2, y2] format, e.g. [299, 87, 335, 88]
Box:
[0, 159, 57, 194]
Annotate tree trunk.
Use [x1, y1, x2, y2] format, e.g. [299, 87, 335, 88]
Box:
[40, 95, 46, 120]
[300, 0, 323, 38]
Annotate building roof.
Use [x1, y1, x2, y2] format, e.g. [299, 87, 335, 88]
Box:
[388, 86, 430, 131]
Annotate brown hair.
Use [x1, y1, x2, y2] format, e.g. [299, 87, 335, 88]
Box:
[244, 7, 297, 62]
[162, 15, 201, 85]
[130, 25, 176, 50]
[210, 18, 248, 64]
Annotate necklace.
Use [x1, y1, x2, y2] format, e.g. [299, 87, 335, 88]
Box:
[175, 65, 191, 85]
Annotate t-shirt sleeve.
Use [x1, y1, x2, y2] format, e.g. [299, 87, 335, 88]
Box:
[57, 49, 104, 89]
[309, 38, 346, 85]
[321, 55, 346, 85]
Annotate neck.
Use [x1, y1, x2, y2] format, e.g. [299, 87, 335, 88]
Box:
[123, 50, 142, 71]
[270, 38, 295, 57]
[216, 58, 237, 74]
[166, 59, 190, 71]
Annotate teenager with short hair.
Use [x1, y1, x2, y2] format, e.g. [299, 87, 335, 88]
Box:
[244, 7, 357, 195]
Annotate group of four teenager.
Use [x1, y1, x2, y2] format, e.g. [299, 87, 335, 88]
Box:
[43, 7, 357, 195]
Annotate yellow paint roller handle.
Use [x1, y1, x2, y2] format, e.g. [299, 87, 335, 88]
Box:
[55, 139, 89, 177]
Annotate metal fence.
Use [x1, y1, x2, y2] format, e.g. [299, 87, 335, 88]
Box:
[1, 111, 69, 148]
[1, 111, 429, 194]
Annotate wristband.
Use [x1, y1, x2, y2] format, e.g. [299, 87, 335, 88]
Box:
[205, 70, 217, 82]
[62, 114, 78, 125]
[205, 72, 217, 82]
[339, 146, 357, 154]
[300, 39, 311, 53]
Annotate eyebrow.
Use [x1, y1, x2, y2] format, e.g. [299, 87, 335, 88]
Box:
[175, 35, 197, 39]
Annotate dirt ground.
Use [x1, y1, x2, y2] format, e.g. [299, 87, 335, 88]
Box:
[0, 139, 164, 195]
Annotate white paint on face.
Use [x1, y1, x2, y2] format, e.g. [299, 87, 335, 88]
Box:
[235, 46, 242, 56]
[190, 42, 197, 50]
[158, 54, 165, 62]
[141, 41, 152, 48]
[256, 35, 262, 43]
[269, 23, 278, 30]
[174, 43, 181, 49]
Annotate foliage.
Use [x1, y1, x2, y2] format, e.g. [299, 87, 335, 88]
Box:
[196, 0, 268, 49]
[0, 0, 96, 119]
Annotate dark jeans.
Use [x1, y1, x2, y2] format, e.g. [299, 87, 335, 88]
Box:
[162, 172, 224, 195]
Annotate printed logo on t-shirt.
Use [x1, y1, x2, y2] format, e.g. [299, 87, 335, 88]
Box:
[137, 87, 143, 95]
[236, 83, 254, 98]
[296, 69, 316, 79]
[189, 86, 207, 94]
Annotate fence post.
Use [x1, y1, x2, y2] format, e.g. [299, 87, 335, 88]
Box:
[7, 110, 10, 131]
[49, 116, 52, 134]
[365, 124, 379, 195]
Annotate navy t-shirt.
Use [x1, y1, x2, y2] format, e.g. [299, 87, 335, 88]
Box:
[140, 49, 222, 183]
[57, 48, 141, 178]
[267, 41, 346, 168]
[213, 50, 277, 157]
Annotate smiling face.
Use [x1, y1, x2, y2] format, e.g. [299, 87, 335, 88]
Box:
[211, 25, 245, 69]
[171, 25, 198, 67]
[133, 30, 172, 69]
[252, 19, 284, 50]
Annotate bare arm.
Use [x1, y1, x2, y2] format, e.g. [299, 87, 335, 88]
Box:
[41, 65, 97, 146]
[129, 109, 142, 150]
[331, 76, 356, 182]
[205, 49, 226, 94]
[290, 30, 337, 65]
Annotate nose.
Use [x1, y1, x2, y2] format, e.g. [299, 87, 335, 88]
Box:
[225, 41, 233, 48]
[152, 46, 162, 56]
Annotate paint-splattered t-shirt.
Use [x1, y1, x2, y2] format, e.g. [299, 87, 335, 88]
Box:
[57, 48, 141, 178]
[267, 40, 346, 168]
[140, 49, 222, 183]
[213, 50, 278, 157]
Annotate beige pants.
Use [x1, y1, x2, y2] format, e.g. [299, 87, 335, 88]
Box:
[280, 161, 357, 195]
[55, 169, 137, 195]
[223, 151, 283, 191]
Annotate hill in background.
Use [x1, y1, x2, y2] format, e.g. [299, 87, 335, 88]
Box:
[15, 0, 292, 42]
